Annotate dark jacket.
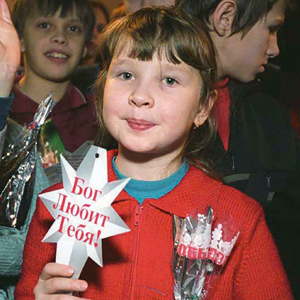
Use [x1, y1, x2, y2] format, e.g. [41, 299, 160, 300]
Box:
[215, 76, 299, 205]
[212, 68, 300, 297]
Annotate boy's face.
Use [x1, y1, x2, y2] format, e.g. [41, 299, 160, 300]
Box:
[21, 8, 87, 82]
[216, 0, 285, 82]
[93, 6, 108, 39]
[103, 51, 209, 159]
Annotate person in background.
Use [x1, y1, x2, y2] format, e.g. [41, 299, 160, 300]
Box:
[124, 0, 174, 13]
[76, 0, 174, 90]
[9, 0, 98, 161]
[109, 0, 174, 22]
[280, 6, 300, 136]
[174, 0, 300, 297]
[83, 0, 109, 65]
[72, 1, 110, 97]
[110, 2, 126, 21]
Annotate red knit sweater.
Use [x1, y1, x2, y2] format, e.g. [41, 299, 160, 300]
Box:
[15, 150, 293, 300]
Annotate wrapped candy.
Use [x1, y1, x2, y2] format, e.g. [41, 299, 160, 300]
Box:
[0, 93, 56, 228]
[172, 207, 239, 300]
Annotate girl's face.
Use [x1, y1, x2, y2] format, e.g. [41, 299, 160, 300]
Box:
[103, 51, 210, 160]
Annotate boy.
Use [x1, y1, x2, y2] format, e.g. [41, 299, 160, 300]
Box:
[83, 0, 109, 65]
[175, 0, 300, 297]
[10, 0, 98, 156]
[0, 0, 97, 298]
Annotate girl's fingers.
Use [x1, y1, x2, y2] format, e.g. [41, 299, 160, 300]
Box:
[35, 263, 88, 298]
[40, 263, 74, 280]
[40, 277, 88, 294]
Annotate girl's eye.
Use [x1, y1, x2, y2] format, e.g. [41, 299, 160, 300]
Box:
[38, 22, 50, 29]
[120, 72, 134, 80]
[163, 77, 178, 86]
[69, 25, 81, 33]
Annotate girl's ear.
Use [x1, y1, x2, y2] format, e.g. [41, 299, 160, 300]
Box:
[211, 0, 236, 37]
[193, 90, 218, 128]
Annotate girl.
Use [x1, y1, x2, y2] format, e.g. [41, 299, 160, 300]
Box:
[15, 7, 293, 300]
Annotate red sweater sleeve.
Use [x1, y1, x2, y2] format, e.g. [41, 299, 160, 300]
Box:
[15, 192, 58, 299]
[233, 206, 294, 299]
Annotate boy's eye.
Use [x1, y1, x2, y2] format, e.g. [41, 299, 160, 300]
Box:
[163, 77, 178, 86]
[38, 22, 50, 29]
[96, 24, 105, 34]
[119, 72, 134, 80]
[269, 25, 281, 34]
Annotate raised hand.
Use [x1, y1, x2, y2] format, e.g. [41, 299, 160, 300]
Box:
[0, 0, 20, 96]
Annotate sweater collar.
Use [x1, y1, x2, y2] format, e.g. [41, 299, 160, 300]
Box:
[107, 150, 222, 218]
[12, 78, 86, 113]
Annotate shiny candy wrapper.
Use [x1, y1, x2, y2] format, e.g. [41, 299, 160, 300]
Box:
[0, 93, 56, 228]
[172, 207, 239, 300]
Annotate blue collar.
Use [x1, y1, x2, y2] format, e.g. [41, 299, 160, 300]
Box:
[112, 157, 189, 204]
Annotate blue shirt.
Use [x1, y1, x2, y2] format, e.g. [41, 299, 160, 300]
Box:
[112, 157, 189, 204]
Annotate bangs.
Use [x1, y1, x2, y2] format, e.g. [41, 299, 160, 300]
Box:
[100, 9, 214, 73]
[29, 0, 83, 19]
[112, 32, 183, 65]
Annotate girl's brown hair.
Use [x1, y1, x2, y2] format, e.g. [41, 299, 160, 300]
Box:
[94, 7, 219, 177]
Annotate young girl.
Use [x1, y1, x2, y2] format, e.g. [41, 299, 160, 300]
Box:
[15, 7, 293, 300]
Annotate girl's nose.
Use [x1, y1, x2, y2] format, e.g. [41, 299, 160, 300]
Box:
[128, 90, 154, 108]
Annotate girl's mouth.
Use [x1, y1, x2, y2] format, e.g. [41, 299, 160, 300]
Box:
[126, 118, 155, 131]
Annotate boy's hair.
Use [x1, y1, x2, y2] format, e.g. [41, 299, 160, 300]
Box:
[175, 0, 294, 36]
[94, 7, 219, 176]
[12, 0, 95, 42]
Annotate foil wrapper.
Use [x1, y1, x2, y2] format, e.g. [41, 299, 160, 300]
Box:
[0, 92, 56, 228]
[173, 207, 214, 300]
[173, 207, 239, 300]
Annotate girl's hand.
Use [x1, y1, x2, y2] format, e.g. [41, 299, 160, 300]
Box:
[0, 0, 20, 96]
[34, 263, 89, 300]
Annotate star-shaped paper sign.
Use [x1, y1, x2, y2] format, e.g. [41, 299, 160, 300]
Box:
[39, 146, 130, 279]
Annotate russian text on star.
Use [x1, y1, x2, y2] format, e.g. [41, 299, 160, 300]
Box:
[39, 146, 130, 278]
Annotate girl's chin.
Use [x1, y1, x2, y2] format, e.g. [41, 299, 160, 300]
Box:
[120, 145, 156, 155]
